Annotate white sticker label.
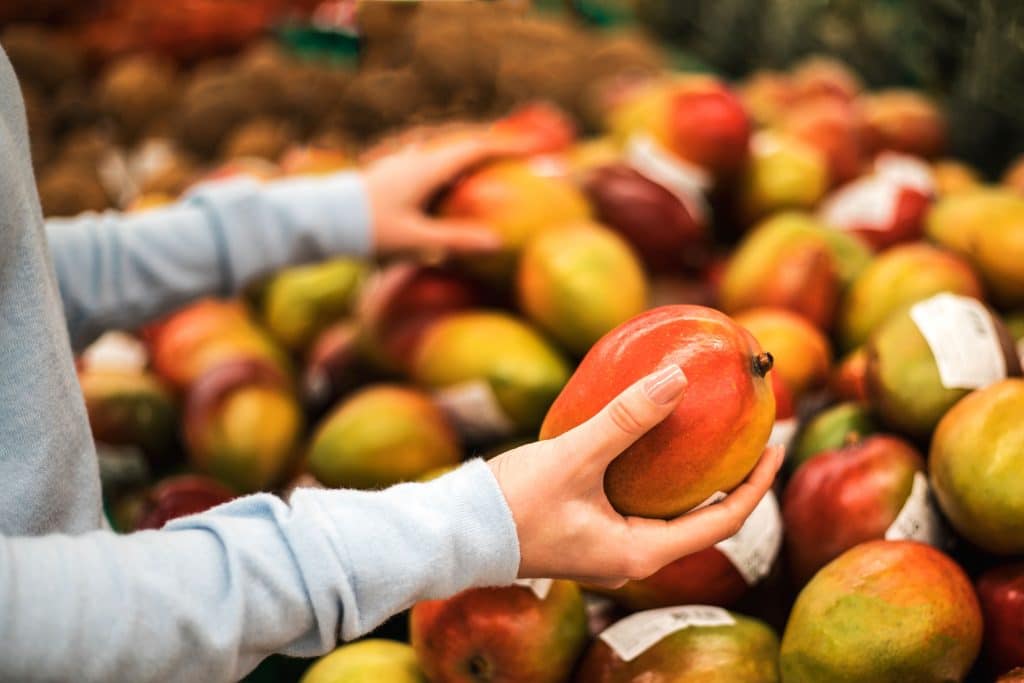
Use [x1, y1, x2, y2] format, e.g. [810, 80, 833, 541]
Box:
[715, 490, 782, 586]
[434, 380, 517, 443]
[513, 578, 553, 600]
[909, 293, 1008, 390]
[81, 331, 149, 372]
[874, 153, 935, 195]
[626, 134, 710, 224]
[821, 153, 933, 233]
[688, 490, 727, 512]
[884, 471, 945, 546]
[768, 418, 798, 449]
[820, 175, 902, 231]
[599, 605, 735, 662]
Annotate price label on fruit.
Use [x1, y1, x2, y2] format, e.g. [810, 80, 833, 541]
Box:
[434, 380, 517, 443]
[599, 605, 735, 662]
[768, 418, 798, 449]
[625, 134, 710, 222]
[909, 294, 1008, 389]
[716, 490, 782, 585]
[512, 578, 553, 600]
[885, 471, 945, 547]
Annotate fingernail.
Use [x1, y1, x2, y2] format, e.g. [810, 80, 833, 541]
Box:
[644, 365, 687, 404]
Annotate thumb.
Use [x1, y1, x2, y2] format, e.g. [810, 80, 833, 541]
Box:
[556, 364, 688, 469]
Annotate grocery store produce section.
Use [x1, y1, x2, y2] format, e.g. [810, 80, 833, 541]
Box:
[3, 1, 1024, 681]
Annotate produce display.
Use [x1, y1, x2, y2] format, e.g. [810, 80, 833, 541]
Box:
[6, 3, 1024, 681]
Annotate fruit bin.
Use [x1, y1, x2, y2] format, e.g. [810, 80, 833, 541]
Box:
[5, 1, 1024, 681]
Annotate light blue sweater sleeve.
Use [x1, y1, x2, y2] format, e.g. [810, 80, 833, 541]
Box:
[46, 173, 374, 352]
[0, 459, 520, 683]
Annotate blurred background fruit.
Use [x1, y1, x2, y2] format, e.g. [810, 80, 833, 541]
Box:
[930, 379, 1024, 555]
[307, 385, 460, 490]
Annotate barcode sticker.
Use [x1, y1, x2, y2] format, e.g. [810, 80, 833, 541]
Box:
[513, 578, 553, 600]
[909, 294, 1007, 390]
[434, 380, 516, 443]
[599, 605, 735, 662]
[884, 471, 944, 546]
[715, 491, 782, 585]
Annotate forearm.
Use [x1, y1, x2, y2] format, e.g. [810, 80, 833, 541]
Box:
[0, 460, 518, 683]
[46, 172, 373, 351]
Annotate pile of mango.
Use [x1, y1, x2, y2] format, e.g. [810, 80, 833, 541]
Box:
[76, 55, 1024, 683]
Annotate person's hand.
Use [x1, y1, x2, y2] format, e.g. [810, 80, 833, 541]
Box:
[360, 125, 541, 255]
[487, 364, 785, 588]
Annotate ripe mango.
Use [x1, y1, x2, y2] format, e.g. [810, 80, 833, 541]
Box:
[307, 385, 461, 490]
[930, 379, 1024, 554]
[301, 640, 424, 683]
[517, 222, 648, 356]
[541, 305, 775, 518]
[838, 243, 983, 352]
[412, 311, 570, 439]
[411, 580, 587, 683]
[720, 212, 871, 330]
[780, 541, 982, 683]
[735, 307, 831, 400]
[577, 607, 780, 683]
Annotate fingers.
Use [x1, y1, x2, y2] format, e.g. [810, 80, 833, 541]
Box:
[554, 365, 688, 468]
[407, 134, 539, 201]
[392, 215, 503, 253]
[622, 445, 785, 575]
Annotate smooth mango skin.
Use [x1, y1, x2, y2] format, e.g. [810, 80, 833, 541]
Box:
[737, 133, 829, 222]
[735, 307, 831, 399]
[300, 640, 424, 683]
[412, 312, 571, 434]
[926, 189, 1024, 307]
[719, 212, 871, 329]
[865, 304, 1021, 441]
[780, 541, 982, 683]
[577, 611, 779, 683]
[518, 222, 648, 356]
[261, 258, 366, 352]
[438, 159, 591, 280]
[930, 379, 1024, 554]
[190, 385, 304, 493]
[782, 435, 925, 584]
[541, 305, 775, 519]
[410, 581, 588, 683]
[838, 244, 983, 352]
[829, 346, 870, 403]
[790, 402, 878, 471]
[307, 385, 461, 489]
[589, 548, 748, 611]
[926, 188, 1024, 254]
[149, 299, 291, 392]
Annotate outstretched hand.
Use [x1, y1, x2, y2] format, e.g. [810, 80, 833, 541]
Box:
[361, 124, 543, 255]
[487, 364, 784, 588]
